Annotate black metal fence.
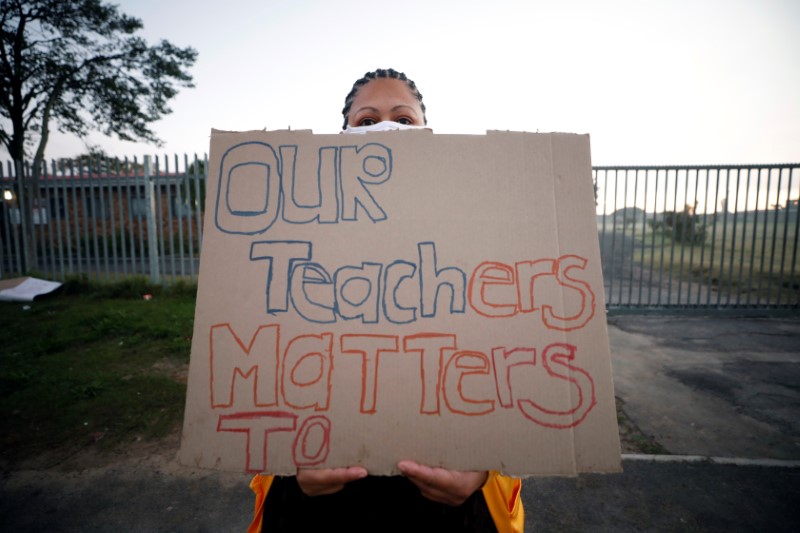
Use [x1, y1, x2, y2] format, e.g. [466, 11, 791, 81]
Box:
[2, 157, 798, 310]
[596, 164, 799, 310]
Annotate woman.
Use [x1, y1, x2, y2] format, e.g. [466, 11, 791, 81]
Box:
[248, 68, 523, 533]
[341, 68, 427, 130]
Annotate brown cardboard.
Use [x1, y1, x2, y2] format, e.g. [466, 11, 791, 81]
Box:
[179, 129, 622, 476]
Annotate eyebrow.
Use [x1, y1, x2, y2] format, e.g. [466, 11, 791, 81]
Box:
[353, 106, 380, 115]
[352, 104, 419, 117]
[390, 104, 419, 116]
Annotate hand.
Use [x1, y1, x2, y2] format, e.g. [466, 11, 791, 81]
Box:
[397, 460, 488, 506]
[296, 466, 368, 496]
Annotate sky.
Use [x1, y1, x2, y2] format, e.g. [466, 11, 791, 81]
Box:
[8, 0, 800, 166]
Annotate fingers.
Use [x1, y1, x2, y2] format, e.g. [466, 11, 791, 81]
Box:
[397, 460, 488, 506]
[295, 461, 488, 505]
[296, 466, 368, 497]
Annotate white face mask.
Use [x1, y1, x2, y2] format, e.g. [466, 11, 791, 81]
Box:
[343, 121, 429, 134]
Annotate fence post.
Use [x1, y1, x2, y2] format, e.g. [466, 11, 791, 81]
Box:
[144, 155, 161, 284]
[14, 159, 34, 273]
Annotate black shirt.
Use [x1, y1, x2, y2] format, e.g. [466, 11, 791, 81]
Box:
[261, 475, 499, 533]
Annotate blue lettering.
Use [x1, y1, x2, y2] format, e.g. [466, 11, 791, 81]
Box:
[249, 241, 466, 325]
[215, 142, 392, 234]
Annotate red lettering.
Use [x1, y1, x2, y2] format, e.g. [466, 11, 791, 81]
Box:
[403, 333, 457, 415]
[491, 347, 537, 408]
[466, 255, 595, 331]
[209, 324, 279, 408]
[282, 333, 334, 411]
[209, 326, 600, 472]
[293, 415, 331, 467]
[515, 258, 556, 313]
[217, 410, 297, 473]
[443, 350, 495, 415]
[340, 334, 399, 414]
[543, 255, 595, 331]
[516, 343, 596, 428]
[468, 261, 518, 317]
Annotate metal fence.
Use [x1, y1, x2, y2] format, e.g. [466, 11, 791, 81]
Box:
[2, 157, 798, 310]
[1, 154, 206, 285]
[596, 164, 799, 310]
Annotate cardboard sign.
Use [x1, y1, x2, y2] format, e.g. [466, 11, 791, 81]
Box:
[179, 129, 621, 476]
[0, 277, 62, 302]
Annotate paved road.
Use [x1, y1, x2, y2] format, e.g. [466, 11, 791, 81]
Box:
[524, 458, 800, 532]
[609, 315, 800, 459]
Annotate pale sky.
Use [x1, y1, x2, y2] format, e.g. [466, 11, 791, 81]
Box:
[9, 0, 800, 166]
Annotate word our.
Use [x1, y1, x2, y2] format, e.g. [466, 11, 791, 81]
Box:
[252, 241, 595, 332]
[215, 141, 393, 235]
[211, 326, 597, 472]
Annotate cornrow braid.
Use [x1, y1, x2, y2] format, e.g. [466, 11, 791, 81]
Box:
[341, 68, 427, 130]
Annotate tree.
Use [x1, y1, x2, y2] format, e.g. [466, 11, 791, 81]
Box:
[652, 203, 706, 245]
[0, 0, 197, 270]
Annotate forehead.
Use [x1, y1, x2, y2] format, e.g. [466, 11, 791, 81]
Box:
[352, 78, 417, 107]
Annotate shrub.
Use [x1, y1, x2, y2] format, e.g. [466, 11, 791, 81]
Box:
[651, 205, 706, 244]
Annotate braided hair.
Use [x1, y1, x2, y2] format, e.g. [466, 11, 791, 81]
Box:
[341, 68, 427, 130]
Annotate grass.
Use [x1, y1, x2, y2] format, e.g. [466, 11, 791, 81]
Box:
[0, 276, 196, 464]
[620, 217, 799, 305]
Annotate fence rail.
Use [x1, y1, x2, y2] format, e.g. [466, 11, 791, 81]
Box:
[1, 157, 798, 310]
